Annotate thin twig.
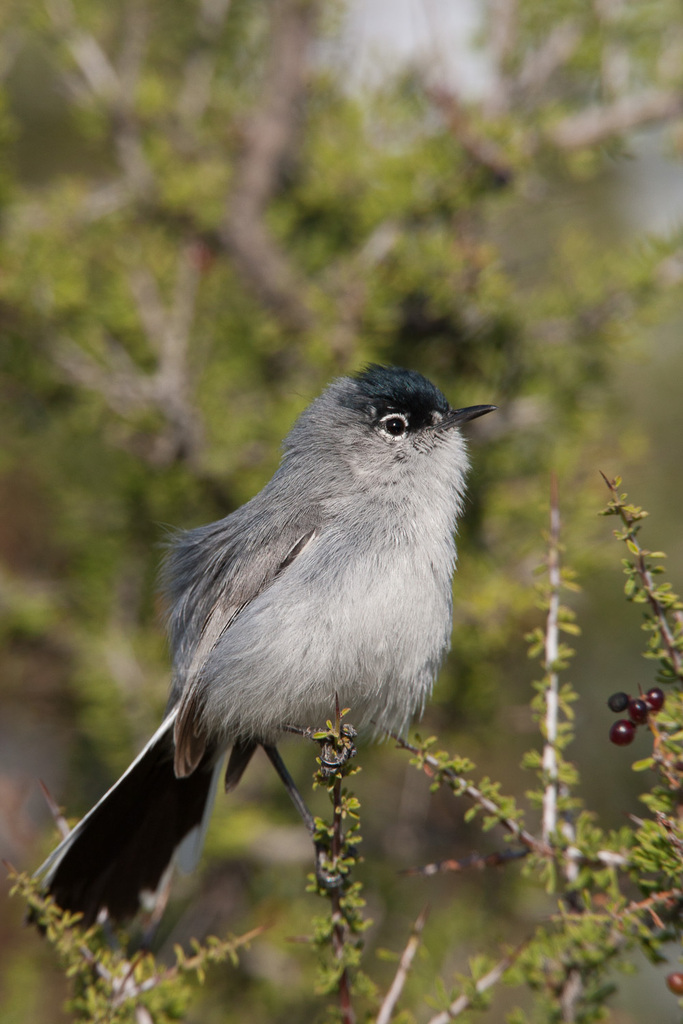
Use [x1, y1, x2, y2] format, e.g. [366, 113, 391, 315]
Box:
[403, 848, 529, 877]
[38, 780, 71, 841]
[560, 887, 683, 928]
[425, 946, 523, 1024]
[601, 474, 683, 680]
[393, 735, 547, 856]
[375, 908, 429, 1024]
[541, 472, 561, 845]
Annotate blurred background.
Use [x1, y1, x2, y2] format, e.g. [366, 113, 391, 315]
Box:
[1, 0, 683, 1021]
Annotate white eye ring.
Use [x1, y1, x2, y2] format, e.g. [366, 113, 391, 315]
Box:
[379, 412, 409, 437]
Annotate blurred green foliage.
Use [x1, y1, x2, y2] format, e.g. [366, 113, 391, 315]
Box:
[2, 0, 683, 1021]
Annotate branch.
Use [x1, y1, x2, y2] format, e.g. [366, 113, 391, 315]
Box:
[330, 765, 355, 1024]
[47, 0, 155, 195]
[375, 908, 428, 1024]
[403, 848, 529, 877]
[55, 242, 204, 467]
[489, 0, 517, 69]
[425, 947, 522, 1024]
[38, 780, 71, 841]
[516, 20, 582, 99]
[54, 335, 154, 418]
[427, 87, 514, 184]
[394, 735, 547, 855]
[600, 474, 683, 681]
[541, 473, 561, 845]
[221, 0, 319, 332]
[549, 90, 683, 149]
[176, 0, 233, 126]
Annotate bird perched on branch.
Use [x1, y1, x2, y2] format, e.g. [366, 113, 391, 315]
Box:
[36, 365, 495, 925]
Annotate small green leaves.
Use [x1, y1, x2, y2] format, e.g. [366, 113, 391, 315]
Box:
[307, 711, 371, 1020]
[8, 870, 257, 1023]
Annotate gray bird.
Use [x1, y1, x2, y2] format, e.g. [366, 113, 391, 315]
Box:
[36, 365, 495, 924]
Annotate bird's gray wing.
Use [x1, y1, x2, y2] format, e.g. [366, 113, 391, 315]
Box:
[162, 506, 322, 777]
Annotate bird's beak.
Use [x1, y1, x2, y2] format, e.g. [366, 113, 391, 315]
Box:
[446, 404, 497, 426]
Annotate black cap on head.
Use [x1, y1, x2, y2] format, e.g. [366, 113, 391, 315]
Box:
[345, 365, 449, 428]
[346, 365, 496, 430]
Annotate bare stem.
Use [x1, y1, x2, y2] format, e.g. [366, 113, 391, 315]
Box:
[541, 472, 561, 845]
[375, 908, 428, 1024]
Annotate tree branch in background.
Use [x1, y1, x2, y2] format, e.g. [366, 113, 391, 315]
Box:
[55, 241, 204, 468]
[428, 87, 515, 185]
[549, 89, 683, 149]
[515, 20, 581, 101]
[541, 473, 561, 845]
[485, 0, 518, 116]
[47, 0, 156, 197]
[221, 0, 318, 332]
[176, 0, 233, 129]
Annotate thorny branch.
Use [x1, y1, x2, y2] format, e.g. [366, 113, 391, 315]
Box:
[541, 473, 562, 846]
[560, 887, 683, 933]
[424, 947, 524, 1024]
[393, 733, 545, 856]
[601, 473, 683, 681]
[397, 729, 626, 871]
[375, 908, 428, 1024]
[330, 765, 355, 1024]
[310, 708, 364, 1024]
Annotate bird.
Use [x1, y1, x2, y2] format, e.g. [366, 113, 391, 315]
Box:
[35, 365, 495, 925]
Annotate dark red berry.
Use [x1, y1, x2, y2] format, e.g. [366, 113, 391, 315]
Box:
[645, 687, 665, 712]
[667, 972, 683, 995]
[610, 719, 636, 746]
[607, 692, 630, 713]
[628, 698, 649, 725]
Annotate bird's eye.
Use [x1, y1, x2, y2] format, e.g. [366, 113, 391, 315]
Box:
[379, 413, 408, 437]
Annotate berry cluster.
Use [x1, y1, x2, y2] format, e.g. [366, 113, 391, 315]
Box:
[607, 688, 665, 746]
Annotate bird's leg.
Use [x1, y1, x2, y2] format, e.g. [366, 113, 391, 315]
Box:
[261, 743, 316, 835]
[261, 743, 342, 890]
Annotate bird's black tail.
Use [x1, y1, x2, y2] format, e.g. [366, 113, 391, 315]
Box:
[35, 710, 223, 926]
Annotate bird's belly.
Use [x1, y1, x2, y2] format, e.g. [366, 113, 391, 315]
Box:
[200, 527, 455, 741]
